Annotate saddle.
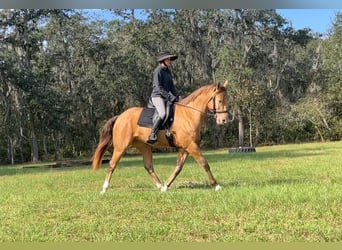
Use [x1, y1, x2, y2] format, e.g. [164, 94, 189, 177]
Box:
[137, 99, 176, 147]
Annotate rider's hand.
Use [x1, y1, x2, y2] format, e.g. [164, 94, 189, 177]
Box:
[169, 95, 178, 103]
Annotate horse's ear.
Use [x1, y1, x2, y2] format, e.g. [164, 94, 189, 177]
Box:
[223, 80, 228, 88]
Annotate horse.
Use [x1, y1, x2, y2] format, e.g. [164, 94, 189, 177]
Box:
[92, 81, 229, 193]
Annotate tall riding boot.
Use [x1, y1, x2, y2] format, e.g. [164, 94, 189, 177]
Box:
[147, 116, 163, 144]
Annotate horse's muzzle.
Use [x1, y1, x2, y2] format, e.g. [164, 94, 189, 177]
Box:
[216, 117, 228, 125]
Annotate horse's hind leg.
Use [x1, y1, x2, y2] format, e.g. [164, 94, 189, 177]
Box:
[101, 149, 125, 194]
[134, 142, 163, 189]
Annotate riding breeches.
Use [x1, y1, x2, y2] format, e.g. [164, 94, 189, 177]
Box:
[151, 97, 166, 120]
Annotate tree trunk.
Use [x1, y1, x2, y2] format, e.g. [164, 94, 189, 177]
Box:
[7, 136, 14, 165]
[19, 126, 24, 162]
[31, 125, 39, 162]
[249, 108, 253, 147]
[42, 132, 48, 161]
[53, 131, 61, 161]
[237, 106, 244, 146]
[215, 127, 224, 148]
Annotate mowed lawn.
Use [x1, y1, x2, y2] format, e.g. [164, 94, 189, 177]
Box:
[0, 141, 341, 242]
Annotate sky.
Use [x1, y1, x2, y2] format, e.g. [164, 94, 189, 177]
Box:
[87, 9, 341, 35]
[276, 9, 341, 34]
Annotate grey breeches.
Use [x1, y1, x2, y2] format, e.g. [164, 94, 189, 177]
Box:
[151, 97, 166, 120]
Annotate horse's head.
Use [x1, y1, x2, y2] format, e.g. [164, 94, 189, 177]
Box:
[208, 81, 229, 125]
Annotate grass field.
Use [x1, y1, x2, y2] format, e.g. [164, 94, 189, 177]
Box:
[0, 141, 341, 242]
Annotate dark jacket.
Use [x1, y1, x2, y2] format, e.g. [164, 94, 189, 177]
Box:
[151, 65, 179, 100]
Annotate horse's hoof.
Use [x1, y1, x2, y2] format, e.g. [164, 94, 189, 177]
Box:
[160, 185, 168, 192]
[100, 190, 106, 195]
[215, 184, 222, 191]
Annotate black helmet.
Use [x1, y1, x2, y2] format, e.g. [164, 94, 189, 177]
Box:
[157, 51, 178, 62]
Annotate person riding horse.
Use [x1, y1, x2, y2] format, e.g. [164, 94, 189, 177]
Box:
[147, 51, 181, 144]
[92, 81, 228, 193]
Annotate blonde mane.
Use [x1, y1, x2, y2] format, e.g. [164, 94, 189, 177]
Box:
[179, 83, 226, 105]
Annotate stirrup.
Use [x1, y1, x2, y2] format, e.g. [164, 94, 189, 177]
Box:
[146, 134, 157, 144]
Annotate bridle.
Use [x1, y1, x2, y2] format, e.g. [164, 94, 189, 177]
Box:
[175, 90, 229, 116]
[208, 93, 229, 115]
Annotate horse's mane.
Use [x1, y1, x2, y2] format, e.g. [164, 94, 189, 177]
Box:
[179, 83, 226, 105]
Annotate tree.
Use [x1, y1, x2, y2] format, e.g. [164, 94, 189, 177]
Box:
[0, 9, 59, 162]
[292, 12, 342, 141]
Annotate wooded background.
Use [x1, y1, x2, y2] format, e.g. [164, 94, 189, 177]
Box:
[0, 9, 341, 164]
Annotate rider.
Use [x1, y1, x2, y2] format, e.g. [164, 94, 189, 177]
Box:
[146, 51, 181, 144]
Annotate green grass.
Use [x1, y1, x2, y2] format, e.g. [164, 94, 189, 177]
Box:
[0, 141, 341, 242]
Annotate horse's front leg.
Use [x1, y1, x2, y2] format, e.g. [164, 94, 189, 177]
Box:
[162, 149, 189, 191]
[186, 142, 221, 191]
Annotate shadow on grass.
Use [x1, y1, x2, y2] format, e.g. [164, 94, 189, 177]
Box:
[223, 177, 313, 188]
[176, 177, 313, 190]
[176, 181, 214, 190]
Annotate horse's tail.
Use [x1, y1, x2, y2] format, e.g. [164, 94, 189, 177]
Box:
[92, 115, 119, 171]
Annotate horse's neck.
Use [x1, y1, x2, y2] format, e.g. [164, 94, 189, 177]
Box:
[181, 95, 209, 126]
[189, 95, 210, 113]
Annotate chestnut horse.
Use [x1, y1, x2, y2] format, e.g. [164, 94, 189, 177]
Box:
[92, 81, 228, 193]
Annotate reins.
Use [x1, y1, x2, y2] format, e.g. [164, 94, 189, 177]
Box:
[175, 91, 229, 116]
[175, 102, 209, 115]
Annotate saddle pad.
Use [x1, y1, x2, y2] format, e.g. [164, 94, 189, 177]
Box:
[137, 107, 176, 147]
[137, 108, 154, 128]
